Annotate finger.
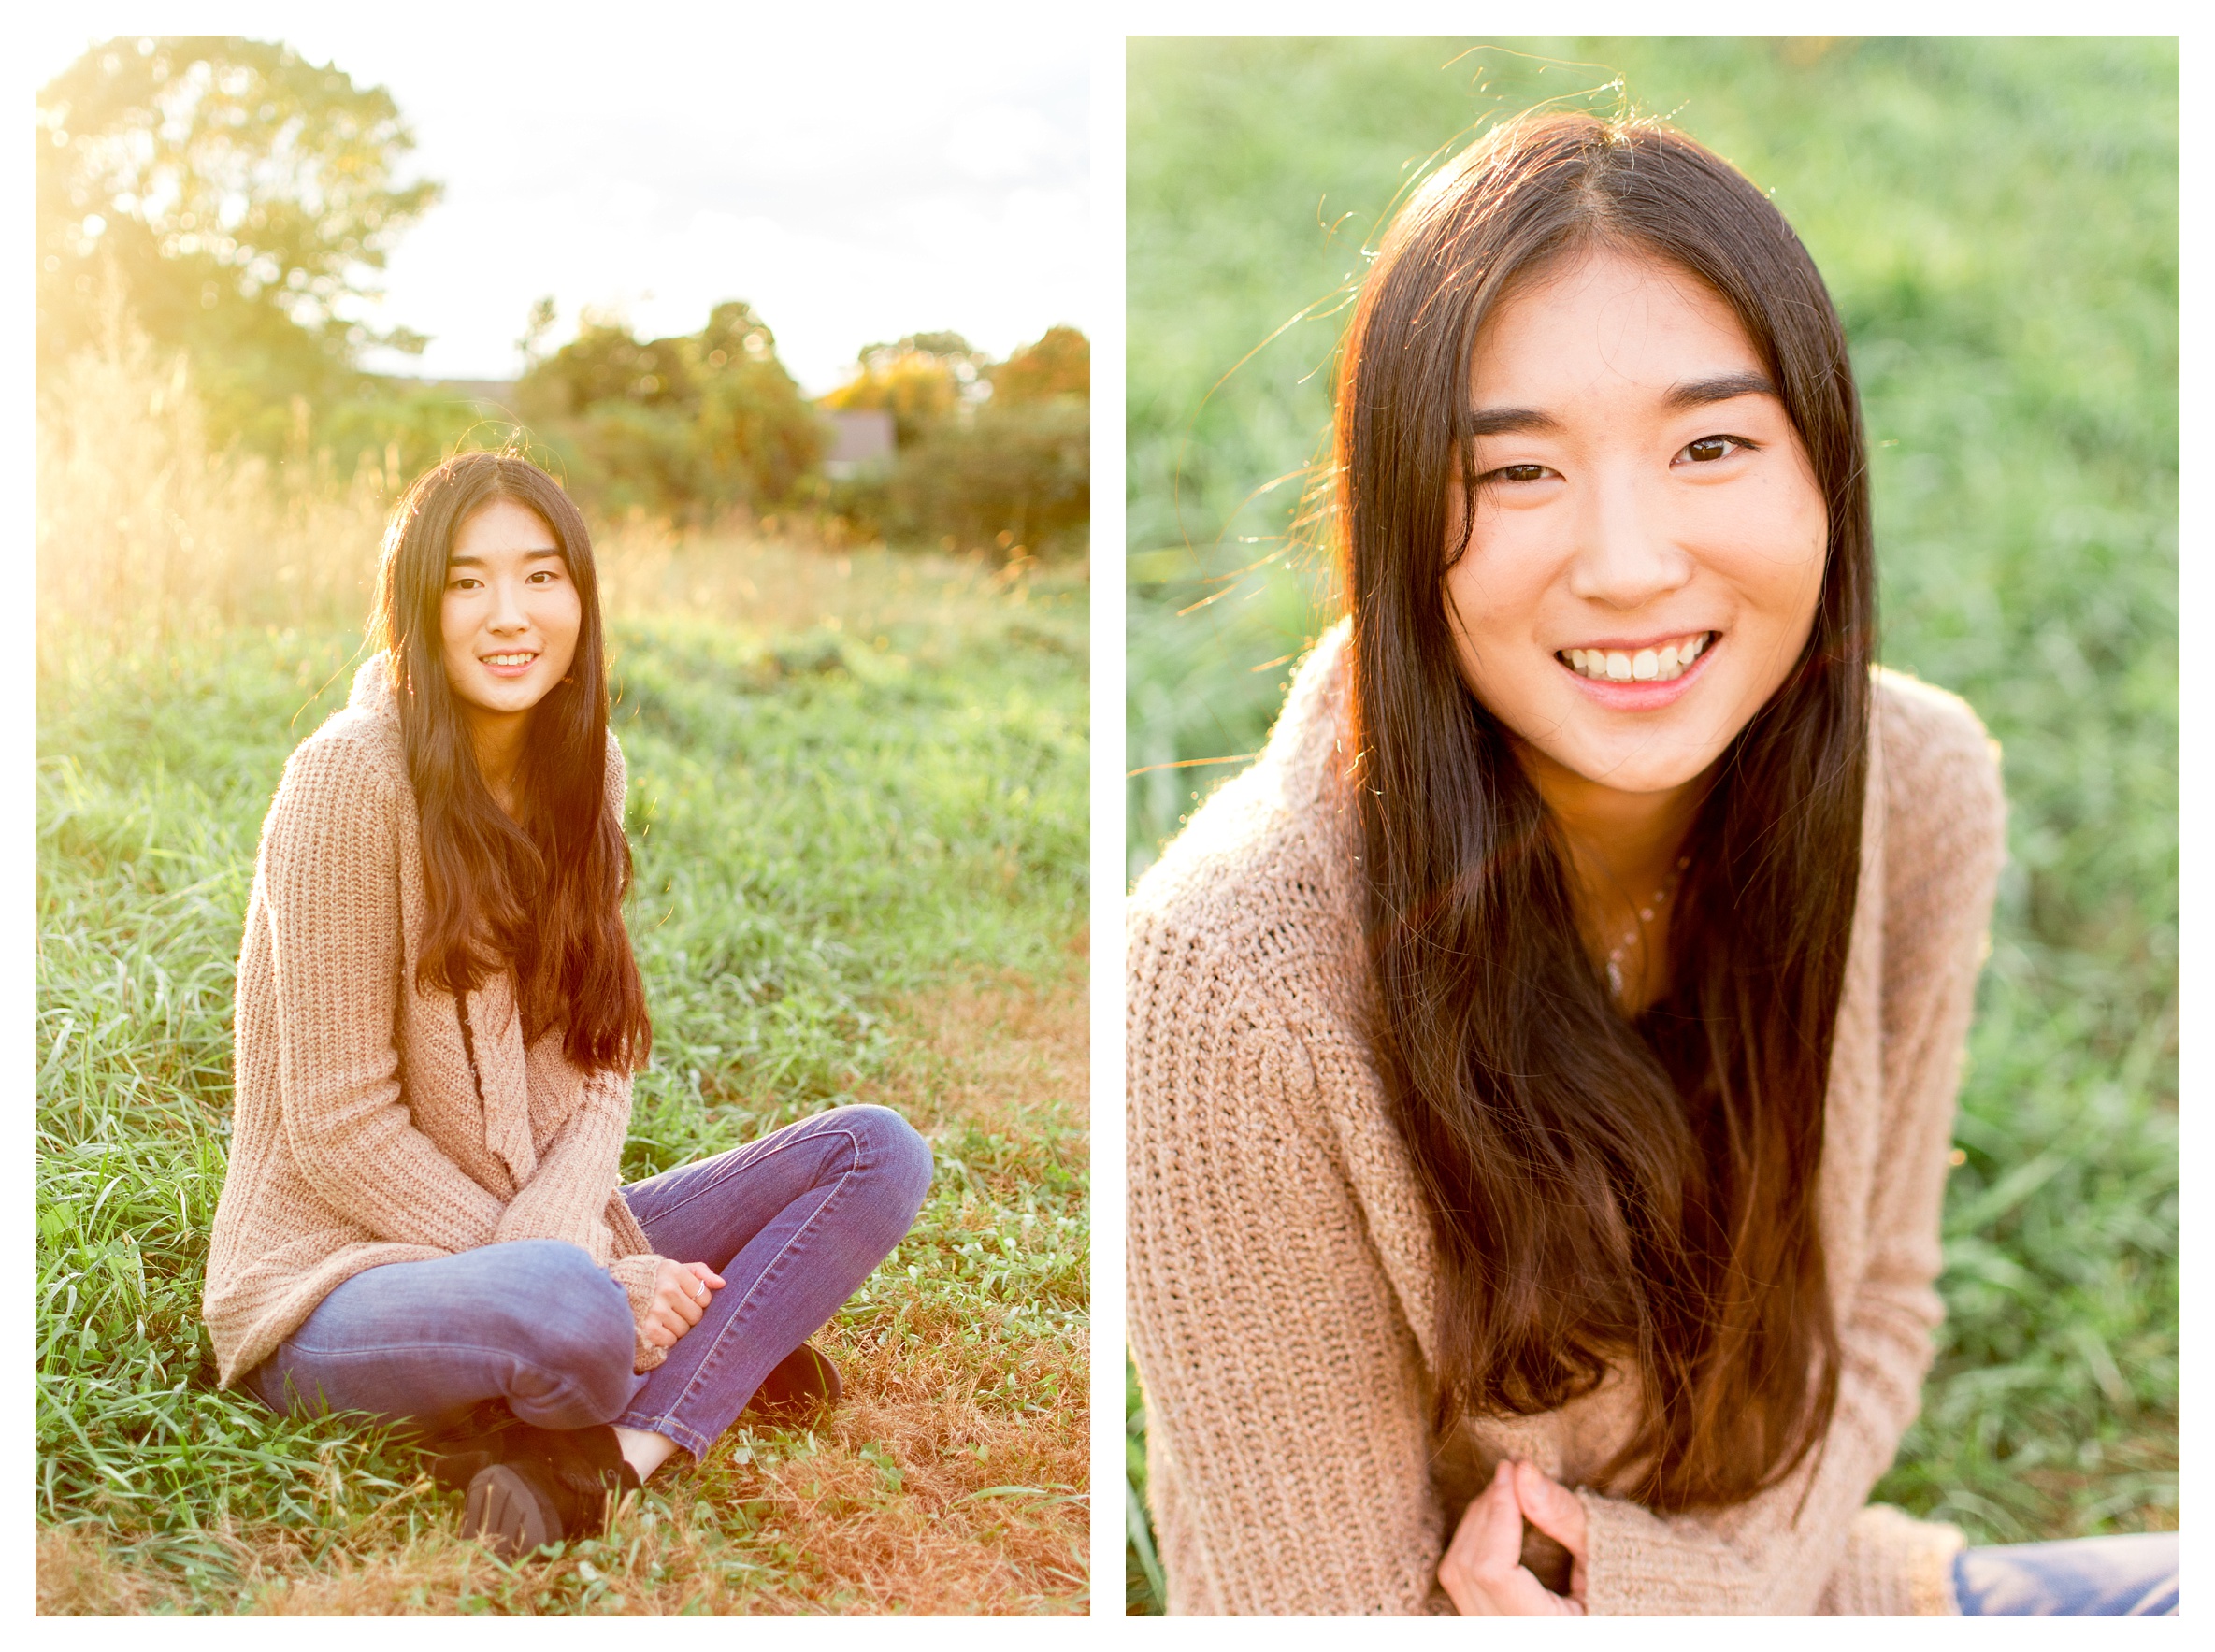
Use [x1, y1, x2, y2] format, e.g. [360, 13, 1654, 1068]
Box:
[1443, 1466, 1527, 1613]
[690, 1265, 726, 1290]
[1513, 1462, 1589, 1560]
[667, 1288, 705, 1327]
[1474, 1464, 1575, 1616]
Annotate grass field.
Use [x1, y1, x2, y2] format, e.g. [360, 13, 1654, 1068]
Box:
[1126, 36, 2178, 1611]
[36, 521, 1092, 1613]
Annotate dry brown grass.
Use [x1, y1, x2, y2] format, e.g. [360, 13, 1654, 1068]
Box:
[36, 960, 1089, 1616]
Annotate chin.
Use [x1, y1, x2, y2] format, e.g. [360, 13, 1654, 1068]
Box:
[1553, 735, 1720, 796]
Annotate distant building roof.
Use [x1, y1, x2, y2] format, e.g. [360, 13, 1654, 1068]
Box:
[824, 409, 896, 465]
[822, 408, 896, 480]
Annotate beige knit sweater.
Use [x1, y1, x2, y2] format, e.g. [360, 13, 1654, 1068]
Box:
[1127, 622, 2006, 1616]
[204, 654, 670, 1387]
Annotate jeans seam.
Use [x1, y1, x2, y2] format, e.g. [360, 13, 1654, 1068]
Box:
[626, 1128, 870, 1440]
[625, 1117, 872, 1231]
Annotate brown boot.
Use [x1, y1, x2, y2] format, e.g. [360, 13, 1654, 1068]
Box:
[456, 1422, 640, 1559]
[741, 1343, 842, 1423]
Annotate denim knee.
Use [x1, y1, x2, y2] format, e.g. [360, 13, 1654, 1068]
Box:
[494, 1241, 636, 1406]
[837, 1104, 934, 1214]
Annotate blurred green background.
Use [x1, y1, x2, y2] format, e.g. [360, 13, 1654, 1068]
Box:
[1126, 36, 2177, 1613]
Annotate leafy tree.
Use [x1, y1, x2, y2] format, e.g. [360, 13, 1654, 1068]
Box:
[693, 301, 826, 507]
[821, 332, 988, 446]
[36, 36, 439, 452]
[827, 326, 1090, 555]
[515, 300, 823, 517]
[991, 324, 1089, 405]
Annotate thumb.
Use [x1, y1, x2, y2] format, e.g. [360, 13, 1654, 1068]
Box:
[1514, 1462, 1589, 1559]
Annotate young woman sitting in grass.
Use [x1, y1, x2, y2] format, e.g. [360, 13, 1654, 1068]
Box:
[1125, 112, 2178, 1616]
[203, 452, 933, 1559]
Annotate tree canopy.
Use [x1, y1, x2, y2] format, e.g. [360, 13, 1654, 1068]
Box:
[36, 36, 439, 449]
[822, 327, 1089, 555]
[516, 300, 826, 516]
[992, 324, 1089, 405]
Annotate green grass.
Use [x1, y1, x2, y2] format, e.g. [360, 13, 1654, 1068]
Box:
[36, 548, 1092, 1613]
[1126, 36, 2177, 1611]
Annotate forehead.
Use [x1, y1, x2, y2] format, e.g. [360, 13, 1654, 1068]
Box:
[1471, 247, 1762, 400]
[450, 496, 560, 559]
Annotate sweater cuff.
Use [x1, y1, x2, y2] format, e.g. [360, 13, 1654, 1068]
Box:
[1579, 1491, 1968, 1616]
[1817, 1505, 1967, 1615]
[608, 1252, 671, 1374]
[1579, 1490, 1761, 1615]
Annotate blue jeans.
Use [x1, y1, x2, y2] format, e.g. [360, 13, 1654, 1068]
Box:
[1955, 1532, 2179, 1616]
[244, 1104, 933, 1463]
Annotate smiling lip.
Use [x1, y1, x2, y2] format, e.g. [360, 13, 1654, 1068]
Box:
[478, 650, 539, 678]
[1555, 630, 1719, 710]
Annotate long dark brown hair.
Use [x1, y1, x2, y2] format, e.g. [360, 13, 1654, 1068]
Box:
[1337, 111, 1873, 1511]
[372, 452, 652, 1075]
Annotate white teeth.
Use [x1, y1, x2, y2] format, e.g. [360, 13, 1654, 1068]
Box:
[1560, 633, 1711, 683]
[483, 654, 534, 666]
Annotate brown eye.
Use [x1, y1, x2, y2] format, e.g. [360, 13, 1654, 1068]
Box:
[1499, 464, 1549, 482]
[1683, 436, 1739, 463]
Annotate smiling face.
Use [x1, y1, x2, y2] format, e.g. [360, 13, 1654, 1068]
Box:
[439, 496, 582, 733]
[1443, 246, 1830, 800]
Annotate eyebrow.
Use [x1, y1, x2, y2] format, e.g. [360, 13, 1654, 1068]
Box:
[1467, 371, 1781, 437]
[1661, 370, 1779, 409]
[447, 548, 564, 567]
[1466, 405, 1562, 437]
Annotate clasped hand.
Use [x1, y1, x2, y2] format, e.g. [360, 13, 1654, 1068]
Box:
[1438, 1458, 1590, 1616]
[642, 1257, 725, 1349]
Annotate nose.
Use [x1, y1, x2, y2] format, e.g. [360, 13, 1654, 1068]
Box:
[487, 576, 528, 635]
[1565, 467, 1692, 610]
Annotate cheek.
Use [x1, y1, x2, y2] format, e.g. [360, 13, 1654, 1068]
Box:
[439, 591, 472, 653]
[1765, 496, 1830, 645]
[1708, 480, 1827, 645]
[551, 588, 583, 642]
[541, 589, 584, 665]
[1442, 513, 1558, 668]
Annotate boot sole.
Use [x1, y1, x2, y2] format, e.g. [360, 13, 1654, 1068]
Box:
[465, 1463, 562, 1559]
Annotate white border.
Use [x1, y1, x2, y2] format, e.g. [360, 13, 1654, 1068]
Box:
[1087, 24, 1132, 1620]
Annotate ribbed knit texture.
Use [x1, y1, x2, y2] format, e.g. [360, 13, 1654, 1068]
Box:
[1127, 622, 2002, 1616]
[203, 654, 669, 1386]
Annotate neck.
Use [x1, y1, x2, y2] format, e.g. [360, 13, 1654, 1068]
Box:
[462, 704, 530, 817]
[1513, 739, 1707, 1002]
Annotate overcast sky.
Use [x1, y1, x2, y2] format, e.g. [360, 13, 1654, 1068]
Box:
[30, 11, 1090, 394]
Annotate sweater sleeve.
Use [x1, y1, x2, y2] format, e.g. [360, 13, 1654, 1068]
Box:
[494, 1063, 671, 1373]
[494, 1064, 638, 1260]
[1577, 692, 2006, 1616]
[260, 736, 507, 1251]
[1127, 910, 1447, 1616]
